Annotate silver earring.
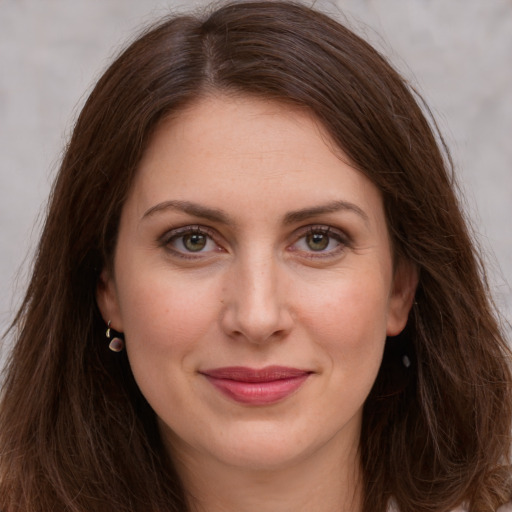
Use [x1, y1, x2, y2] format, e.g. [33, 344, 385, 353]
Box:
[106, 320, 124, 352]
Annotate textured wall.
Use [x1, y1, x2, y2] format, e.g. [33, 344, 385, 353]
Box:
[1, 0, 511, 359]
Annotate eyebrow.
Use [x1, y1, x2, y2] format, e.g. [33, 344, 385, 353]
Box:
[283, 200, 369, 226]
[142, 200, 231, 224]
[141, 199, 369, 226]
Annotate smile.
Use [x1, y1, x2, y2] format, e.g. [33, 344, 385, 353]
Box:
[200, 366, 312, 405]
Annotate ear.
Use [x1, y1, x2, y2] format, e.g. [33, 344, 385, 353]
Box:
[96, 268, 124, 332]
[386, 260, 418, 336]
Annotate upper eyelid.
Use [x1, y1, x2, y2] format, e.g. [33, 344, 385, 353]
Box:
[293, 224, 350, 241]
[160, 224, 216, 241]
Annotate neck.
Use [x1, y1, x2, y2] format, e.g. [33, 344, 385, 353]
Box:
[170, 434, 363, 512]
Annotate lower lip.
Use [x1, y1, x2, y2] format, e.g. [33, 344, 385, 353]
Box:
[204, 374, 310, 405]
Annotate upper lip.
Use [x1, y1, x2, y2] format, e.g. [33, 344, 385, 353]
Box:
[200, 366, 312, 382]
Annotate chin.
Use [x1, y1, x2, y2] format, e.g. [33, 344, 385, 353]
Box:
[217, 440, 313, 472]
[201, 416, 358, 473]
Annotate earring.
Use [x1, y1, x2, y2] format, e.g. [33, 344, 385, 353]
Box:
[106, 320, 124, 352]
[402, 355, 411, 368]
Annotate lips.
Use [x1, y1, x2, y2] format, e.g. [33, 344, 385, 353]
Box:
[200, 366, 312, 405]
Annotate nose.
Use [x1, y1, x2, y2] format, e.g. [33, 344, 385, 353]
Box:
[220, 251, 293, 345]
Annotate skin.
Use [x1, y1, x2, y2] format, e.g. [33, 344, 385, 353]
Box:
[97, 94, 417, 512]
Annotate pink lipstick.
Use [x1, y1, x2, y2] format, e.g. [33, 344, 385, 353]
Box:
[200, 366, 311, 405]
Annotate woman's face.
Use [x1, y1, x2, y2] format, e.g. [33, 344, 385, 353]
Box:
[98, 95, 416, 473]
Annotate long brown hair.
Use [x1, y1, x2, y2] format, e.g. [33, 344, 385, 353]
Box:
[1, 2, 510, 511]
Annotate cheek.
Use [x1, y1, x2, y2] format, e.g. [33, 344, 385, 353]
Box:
[116, 272, 223, 415]
[117, 271, 220, 359]
[301, 270, 390, 333]
[296, 271, 390, 368]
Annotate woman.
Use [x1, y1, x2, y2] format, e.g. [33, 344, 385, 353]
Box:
[1, 1, 510, 511]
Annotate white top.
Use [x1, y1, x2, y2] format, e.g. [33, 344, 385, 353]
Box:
[453, 506, 512, 512]
[389, 501, 512, 511]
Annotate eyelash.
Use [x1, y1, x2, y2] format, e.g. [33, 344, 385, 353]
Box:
[159, 224, 350, 260]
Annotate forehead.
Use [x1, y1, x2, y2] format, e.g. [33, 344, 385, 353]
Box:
[128, 94, 384, 226]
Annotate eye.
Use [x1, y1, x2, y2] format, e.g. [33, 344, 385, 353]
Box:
[180, 232, 209, 252]
[305, 231, 331, 251]
[161, 226, 221, 257]
[290, 226, 347, 257]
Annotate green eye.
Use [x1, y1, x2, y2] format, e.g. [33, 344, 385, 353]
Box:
[182, 233, 207, 252]
[290, 226, 347, 258]
[162, 227, 218, 256]
[306, 232, 330, 251]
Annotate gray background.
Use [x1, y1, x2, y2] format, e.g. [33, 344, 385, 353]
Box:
[1, 0, 511, 361]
